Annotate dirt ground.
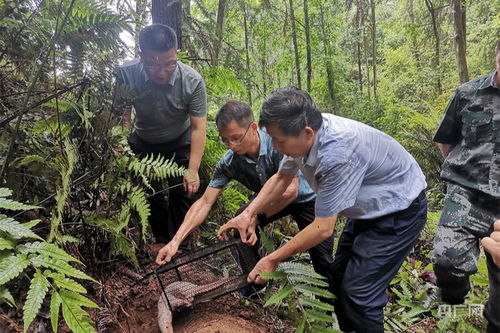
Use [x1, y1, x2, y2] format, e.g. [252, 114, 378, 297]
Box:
[99, 264, 294, 333]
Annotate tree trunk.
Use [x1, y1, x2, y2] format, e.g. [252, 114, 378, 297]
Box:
[303, 0, 312, 92]
[213, 0, 227, 65]
[288, 0, 301, 89]
[407, 0, 420, 67]
[152, 0, 182, 49]
[363, 25, 371, 100]
[370, 0, 377, 99]
[452, 0, 469, 83]
[355, 1, 363, 94]
[242, 1, 252, 105]
[424, 0, 442, 93]
[319, 2, 335, 108]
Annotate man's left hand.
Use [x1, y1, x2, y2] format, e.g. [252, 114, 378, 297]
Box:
[184, 169, 200, 198]
[247, 256, 279, 285]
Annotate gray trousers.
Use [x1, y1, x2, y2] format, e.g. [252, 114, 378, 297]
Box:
[432, 183, 500, 333]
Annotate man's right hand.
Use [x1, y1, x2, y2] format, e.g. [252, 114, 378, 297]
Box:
[217, 213, 258, 246]
[156, 241, 180, 265]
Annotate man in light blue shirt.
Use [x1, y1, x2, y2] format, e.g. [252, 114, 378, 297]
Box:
[156, 101, 334, 282]
[218, 87, 428, 333]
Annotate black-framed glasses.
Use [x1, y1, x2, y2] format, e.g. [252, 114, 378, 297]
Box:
[143, 61, 177, 72]
[219, 123, 252, 146]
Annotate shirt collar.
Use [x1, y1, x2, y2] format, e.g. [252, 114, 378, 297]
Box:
[479, 70, 497, 90]
[167, 62, 180, 86]
[303, 125, 322, 166]
[257, 128, 269, 157]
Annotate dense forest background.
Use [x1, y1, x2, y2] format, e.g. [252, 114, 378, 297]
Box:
[0, 0, 498, 332]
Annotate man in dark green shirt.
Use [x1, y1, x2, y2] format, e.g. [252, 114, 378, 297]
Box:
[114, 24, 207, 249]
[432, 40, 500, 333]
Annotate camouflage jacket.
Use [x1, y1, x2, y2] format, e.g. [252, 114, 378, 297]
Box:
[434, 71, 500, 197]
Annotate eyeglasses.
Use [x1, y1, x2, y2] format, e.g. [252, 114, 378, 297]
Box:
[143, 61, 177, 72]
[219, 123, 252, 146]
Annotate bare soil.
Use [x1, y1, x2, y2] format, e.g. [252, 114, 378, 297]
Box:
[99, 263, 293, 333]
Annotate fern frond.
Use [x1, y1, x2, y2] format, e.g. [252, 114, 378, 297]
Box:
[264, 285, 294, 307]
[0, 198, 40, 210]
[0, 286, 16, 307]
[129, 153, 185, 181]
[17, 241, 81, 263]
[0, 215, 42, 240]
[45, 271, 87, 293]
[298, 295, 334, 312]
[0, 253, 29, 284]
[29, 255, 97, 282]
[287, 275, 330, 288]
[50, 290, 62, 333]
[23, 271, 50, 333]
[0, 237, 16, 250]
[58, 289, 98, 308]
[304, 309, 336, 323]
[281, 262, 327, 280]
[23, 219, 42, 229]
[59, 289, 97, 333]
[112, 233, 139, 268]
[295, 284, 335, 299]
[0, 188, 13, 197]
[129, 187, 150, 241]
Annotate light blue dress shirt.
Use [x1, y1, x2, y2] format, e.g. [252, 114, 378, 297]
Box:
[279, 114, 427, 218]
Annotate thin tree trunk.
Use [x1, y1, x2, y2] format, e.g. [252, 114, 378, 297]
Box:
[152, 0, 182, 49]
[363, 25, 371, 100]
[355, 1, 363, 94]
[242, 1, 252, 105]
[213, 0, 227, 65]
[303, 0, 312, 92]
[370, 0, 377, 99]
[319, 2, 335, 107]
[134, 0, 148, 57]
[407, 0, 420, 67]
[424, 0, 442, 93]
[452, 0, 469, 83]
[288, 0, 301, 89]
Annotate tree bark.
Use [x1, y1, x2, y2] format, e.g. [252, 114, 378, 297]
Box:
[152, 0, 182, 49]
[370, 0, 377, 99]
[303, 0, 312, 92]
[424, 0, 442, 93]
[452, 0, 469, 83]
[213, 0, 227, 65]
[288, 0, 301, 89]
[319, 2, 335, 108]
[242, 1, 252, 105]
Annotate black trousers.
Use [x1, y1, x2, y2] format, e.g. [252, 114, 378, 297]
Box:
[236, 199, 335, 283]
[127, 131, 192, 248]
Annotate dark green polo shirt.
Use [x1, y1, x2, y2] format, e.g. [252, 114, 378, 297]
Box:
[434, 71, 500, 197]
[115, 59, 207, 144]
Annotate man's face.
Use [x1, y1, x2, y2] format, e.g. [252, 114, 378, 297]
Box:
[218, 120, 257, 155]
[140, 49, 178, 85]
[266, 123, 314, 158]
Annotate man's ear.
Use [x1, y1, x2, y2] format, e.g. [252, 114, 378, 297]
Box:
[304, 126, 315, 138]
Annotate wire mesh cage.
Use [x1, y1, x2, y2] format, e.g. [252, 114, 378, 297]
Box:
[155, 238, 259, 312]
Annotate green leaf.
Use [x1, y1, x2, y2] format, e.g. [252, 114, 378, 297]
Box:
[23, 219, 42, 229]
[45, 271, 87, 293]
[0, 188, 13, 197]
[29, 255, 97, 282]
[59, 289, 98, 309]
[280, 261, 327, 280]
[0, 286, 16, 307]
[288, 275, 330, 287]
[259, 270, 287, 280]
[18, 241, 81, 263]
[264, 285, 294, 307]
[60, 290, 97, 333]
[50, 291, 62, 333]
[23, 271, 49, 333]
[299, 295, 334, 311]
[0, 216, 42, 240]
[0, 237, 16, 250]
[0, 198, 40, 210]
[0, 253, 29, 284]
[295, 315, 306, 333]
[305, 309, 336, 323]
[295, 284, 335, 299]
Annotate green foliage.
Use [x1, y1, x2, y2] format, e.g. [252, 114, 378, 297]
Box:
[0, 188, 97, 332]
[261, 261, 340, 333]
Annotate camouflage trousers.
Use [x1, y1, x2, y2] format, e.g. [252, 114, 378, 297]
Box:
[432, 182, 500, 333]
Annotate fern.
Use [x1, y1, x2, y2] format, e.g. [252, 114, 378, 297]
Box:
[23, 271, 50, 333]
[0, 189, 98, 332]
[128, 153, 185, 181]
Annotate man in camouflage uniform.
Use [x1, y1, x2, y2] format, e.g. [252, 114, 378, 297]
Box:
[432, 40, 500, 333]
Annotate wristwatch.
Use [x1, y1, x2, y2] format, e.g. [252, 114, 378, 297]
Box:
[257, 211, 267, 224]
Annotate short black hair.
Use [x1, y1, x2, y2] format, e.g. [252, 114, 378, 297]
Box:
[259, 86, 323, 136]
[215, 101, 254, 128]
[139, 24, 177, 53]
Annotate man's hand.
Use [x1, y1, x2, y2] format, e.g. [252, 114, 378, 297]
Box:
[184, 169, 200, 198]
[217, 213, 258, 245]
[247, 256, 279, 285]
[481, 220, 500, 267]
[156, 241, 181, 265]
